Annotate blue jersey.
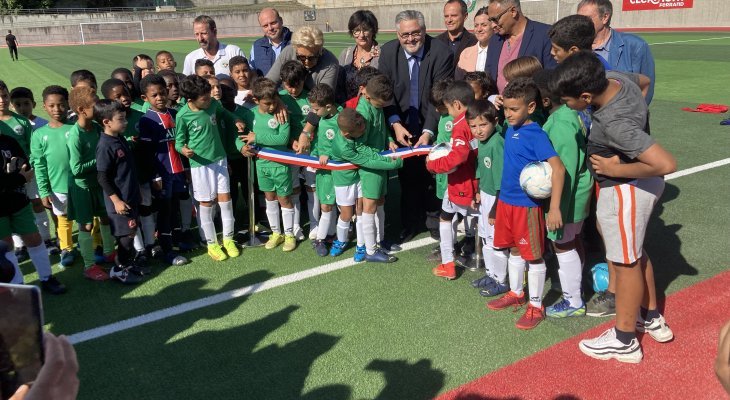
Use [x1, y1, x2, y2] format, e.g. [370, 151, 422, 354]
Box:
[138, 108, 186, 179]
[500, 122, 558, 207]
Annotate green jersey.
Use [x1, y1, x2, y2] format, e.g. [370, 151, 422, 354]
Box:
[280, 89, 310, 139]
[237, 107, 291, 168]
[131, 98, 146, 112]
[0, 111, 33, 155]
[224, 105, 253, 159]
[476, 127, 505, 196]
[311, 108, 342, 158]
[67, 122, 101, 189]
[434, 114, 454, 199]
[30, 123, 74, 197]
[543, 105, 593, 223]
[356, 96, 392, 151]
[331, 131, 403, 187]
[174, 99, 230, 168]
[123, 108, 144, 143]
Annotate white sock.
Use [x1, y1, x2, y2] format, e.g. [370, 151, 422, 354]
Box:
[265, 200, 281, 234]
[362, 212, 377, 255]
[12, 234, 23, 249]
[337, 218, 350, 243]
[491, 248, 509, 283]
[557, 249, 584, 308]
[133, 230, 145, 252]
[281, 206, 295, 235]
[179, 197, 193, 231]
[355, 216, 364, 247]
[508, 254, 526, 296]
[199, 204, 217, 244]
[527, 261, 547, 308]
[27, 244, 52, 280]
[4, 250, 23, 284]
[194, 201, 205, 243]
[34, 211, 51, 242]
[292, 194, 301, 232]
[307, 191, 320, 231]
[439, 220, 454, 263]
[218, 200, 235, 239]
[141, 214, 156, 247]
[375, 205, 385, 242]
[317, 211, 332, 240]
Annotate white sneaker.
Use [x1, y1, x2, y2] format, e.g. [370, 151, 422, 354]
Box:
[578, 328, 643, 364]
[308, 226, 318, 241]
[636, 314, 674, 343]
[294, 226, 306, 241]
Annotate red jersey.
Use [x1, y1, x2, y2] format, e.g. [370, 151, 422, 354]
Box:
[426, 112, 478, 207]
[344, 95, 360, 109]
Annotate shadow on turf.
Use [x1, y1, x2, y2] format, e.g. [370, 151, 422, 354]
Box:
[366, 358, 445, 399]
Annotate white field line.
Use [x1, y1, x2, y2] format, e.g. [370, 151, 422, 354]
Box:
[67, 236, 438, 345]
[664, 157, 730, 181]
[649, 36, 730, 45]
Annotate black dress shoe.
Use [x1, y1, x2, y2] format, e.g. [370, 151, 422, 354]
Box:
[399, 228, 415, 243]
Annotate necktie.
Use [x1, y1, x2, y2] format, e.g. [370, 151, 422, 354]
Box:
[408, 55, 420, 135]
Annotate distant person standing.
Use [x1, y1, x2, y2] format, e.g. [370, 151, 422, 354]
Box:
[6, 30, 18, 61]
[182, 15, 245, 78]
[250, 8, 292, 77]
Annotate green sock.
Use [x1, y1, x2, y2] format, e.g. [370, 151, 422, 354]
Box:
[100, 224, 116, 255]
[78, 231, 94, 268]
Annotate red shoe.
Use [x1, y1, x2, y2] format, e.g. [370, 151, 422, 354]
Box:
[103, 251, 117, 264]
[516, 304, 545, 330]
[83, 264, 110, 281]
[432, 262, 456, 280]
[487, 291, 526, 311]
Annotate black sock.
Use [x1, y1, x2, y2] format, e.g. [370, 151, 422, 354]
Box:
[646, 308, 660, 321]
[640, 306, 648, 319]
[615, 327, 636, 345]
[116, 235, 135, 267]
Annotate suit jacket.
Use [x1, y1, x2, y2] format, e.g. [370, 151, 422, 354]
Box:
[436, 30, 478, 76]
[484, 18, 557, 82]
[379, 35, 454, 135]
[608, 30, 656, 104]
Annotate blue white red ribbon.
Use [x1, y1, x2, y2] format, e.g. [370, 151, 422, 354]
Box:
[252, 145, 433, 171]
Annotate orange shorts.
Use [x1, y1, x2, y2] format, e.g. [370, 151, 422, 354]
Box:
[493, 200, 545, 261]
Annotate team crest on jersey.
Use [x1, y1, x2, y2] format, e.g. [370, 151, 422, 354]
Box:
[325, 129, 335, 140]
[42, 135, 48, 142]
[484, 157, 492, 168]
[301, 104, 311, 114]
[210, 115, 217, 125]
[268, 118, 279, 129]
[222, 62, 228, 69]
[65, 131, 70, 139]
[13, 125, 23, 136]
[445, 121, 453, 132]
[117, 148, 126, 158]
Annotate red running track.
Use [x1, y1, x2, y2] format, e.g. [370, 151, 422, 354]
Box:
[438, 271, 730, 400]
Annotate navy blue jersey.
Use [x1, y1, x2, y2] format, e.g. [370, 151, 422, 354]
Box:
[96, 133, 140, 213]
[138, 108, 186, 179]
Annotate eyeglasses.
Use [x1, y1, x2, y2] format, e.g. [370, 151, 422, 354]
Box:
[352, 29, 372, 37]
[488, 7, 513, 24]
[398, 30, 423, 40]
[296, 53, 321, 63]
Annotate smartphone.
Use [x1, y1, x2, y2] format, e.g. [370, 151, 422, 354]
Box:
[0, 283, 44, 400]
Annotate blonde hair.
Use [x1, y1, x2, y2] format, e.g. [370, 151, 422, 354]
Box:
[503, 56, 542, 82]
[292, 26, 324, 48]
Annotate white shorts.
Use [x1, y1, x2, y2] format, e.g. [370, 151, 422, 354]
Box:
[50, 192, 68, 216]
[552, 221, 584, 245]
[478, 191, 497, 246]
[303, 167, 316, 188]
[335, 182, 362, 207]
[441, 191, 471, 217]
[190, 159, 231, 202]
[24, 179, 39, 199]
[140, 183, 152, 206]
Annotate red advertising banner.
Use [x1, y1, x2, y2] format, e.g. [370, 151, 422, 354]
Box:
[623, 0, 694, 11]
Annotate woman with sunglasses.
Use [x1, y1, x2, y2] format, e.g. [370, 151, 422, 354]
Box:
[337, 10, 381, 103]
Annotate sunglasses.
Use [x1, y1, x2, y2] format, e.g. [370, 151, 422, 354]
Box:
[296, 53, 320, 63]
[488, 7, 513, 24]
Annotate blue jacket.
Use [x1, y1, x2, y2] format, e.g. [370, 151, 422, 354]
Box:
[484, 19, 557, 82]
[607, 30, 656, 104]
[250, 27, 292, 77]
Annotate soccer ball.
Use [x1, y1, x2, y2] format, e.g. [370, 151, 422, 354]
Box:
[519, 161, 552, 199]
[428, 142, 457, 174]
[591, 262, 609, 293]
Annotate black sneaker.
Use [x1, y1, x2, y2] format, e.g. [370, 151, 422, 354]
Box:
[15, 247, 29, 263]
[379, 240, 402, 253]
[313, 240, 328, 257]
[109, 266, 144, 284]
[134, 250, 149, 266]
[45, 240, 61, 256]
[586, 291, 616, 317]
[40, 276, 67, 295]
[164, 251, 189, 266]
[130, 263, 152, 276]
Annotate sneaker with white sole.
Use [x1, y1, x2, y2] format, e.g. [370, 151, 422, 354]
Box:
[636, 314, 674, 343]
[578, 328, 643, 364]
[294, 227, 306, 241]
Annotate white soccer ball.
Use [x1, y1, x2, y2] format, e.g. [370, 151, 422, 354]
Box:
[428, 142, 457, 174]
[519, 161, 553, 199]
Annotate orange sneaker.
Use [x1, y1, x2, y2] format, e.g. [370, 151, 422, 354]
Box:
[516, 304, 545, 330]
[432, 262, 456, 280]
[83, 264, 110, 281]
[487, 291, 526, 311]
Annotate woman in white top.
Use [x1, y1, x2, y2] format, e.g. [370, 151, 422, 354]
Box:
[337, 10, 380, 103]
[456, 7, 493, 80]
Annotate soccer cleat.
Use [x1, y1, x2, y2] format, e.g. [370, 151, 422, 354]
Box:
[282, 234, 297, 252]
[15, 247, 29, 263]
[432, 262, 456, 280]
[472, 274, 495, 288]
[546, 298, 586, 318]
[207, 243, 228, 261]
[579, 328, 643, 364]
[102, 251, 117, 264]
[479, 280, 509, 297]
[586, 291, 616, 317]
[60, 249, 76, 267]
[487, 291, 527, 311]
[365, 249, 398, 263]
[45, 240, 61, 256]
[353, 245, 366, 262]
[222, 239, 240, 257]
[636, 314, 674, 343]
[164, 252, 189, 266]
[40, 276, 67, 295]
[265, 233, 284, 249]
[83, 264, 110, 281]
[109, 266, 144, 284]
[329, 240, 346, 257]
[516, 304, 545, 330]
[379, 240, 402, 253]
[294, 227, 306, 241]
[313, 240, 328, 257]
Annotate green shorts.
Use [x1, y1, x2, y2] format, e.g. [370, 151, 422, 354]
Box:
[315, 170, 336, 205]
[359, 169, 387, 200]
[0, 204, 39, 238]
[67, 183, 107, 225]
[256, 164, 293, 197]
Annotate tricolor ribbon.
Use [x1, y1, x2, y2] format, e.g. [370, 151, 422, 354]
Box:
[252, 145, 433, 171]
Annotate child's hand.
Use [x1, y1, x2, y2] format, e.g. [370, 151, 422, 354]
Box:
[590, 154, 620, 177]
[240, 144, 255, 157]
[492, 95, 504, 110]
[243, 132, 256, 143]
[297, 133, 311, 154]
[488, 217, 496, 226]
[488, 207, 497, 226]
[113, 199, 131, 215]
[546, 209, 563, 232]
[319, 155, 329, 166]
[181, 144, 195, 158]
[235, 120, 246, 132]
[275, 100, 289, 124]
[388, 141, 399, 152]
[41, 196, 53, 210]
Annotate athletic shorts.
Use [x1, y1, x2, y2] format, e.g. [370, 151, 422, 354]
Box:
[190, 159, 230, 202]
[335, 181, 362, 207]
[549, 221, 584, 245]
[24, 179, 39, 199]
[108, 209, 139, 237]
[359, 169, 387, 200]
[493, 200, 545, 261]
[67, 184, 107, 226]
[50, 192, 68, 216]
[315, 170, 335, 205]
[0, 204, 38, 238]
[596, 177, 664, 265]
[257, 164, 292, 197]
[441, 191, 471, 218]
[478, 191, 497, 246]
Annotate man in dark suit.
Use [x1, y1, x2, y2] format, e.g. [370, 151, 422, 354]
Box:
[379, 10, 454, 242]
[482, 0, 557, 93]
[436, 0, 477, 78]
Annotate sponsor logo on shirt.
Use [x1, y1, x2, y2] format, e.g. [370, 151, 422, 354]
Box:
[325, 129, 335, 140]
[191, 120, 203, 133]
[484, 156, 492, 168]
[268, 118, 279, 129]
[452, 138, 466, 147]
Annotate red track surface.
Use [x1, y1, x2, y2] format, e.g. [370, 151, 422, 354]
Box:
[438, 271, 730, 400]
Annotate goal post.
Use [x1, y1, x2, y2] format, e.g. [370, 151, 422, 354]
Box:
[79, 21, 145, 45]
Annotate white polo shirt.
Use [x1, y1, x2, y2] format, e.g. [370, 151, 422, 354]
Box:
[182, 42, 245, 78]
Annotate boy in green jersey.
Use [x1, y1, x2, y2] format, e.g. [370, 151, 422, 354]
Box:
[10, 87, 48, 130]
[66, 86, 117, 281]
[175, 75, 244, 261]
[30, 86, 78, 267]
